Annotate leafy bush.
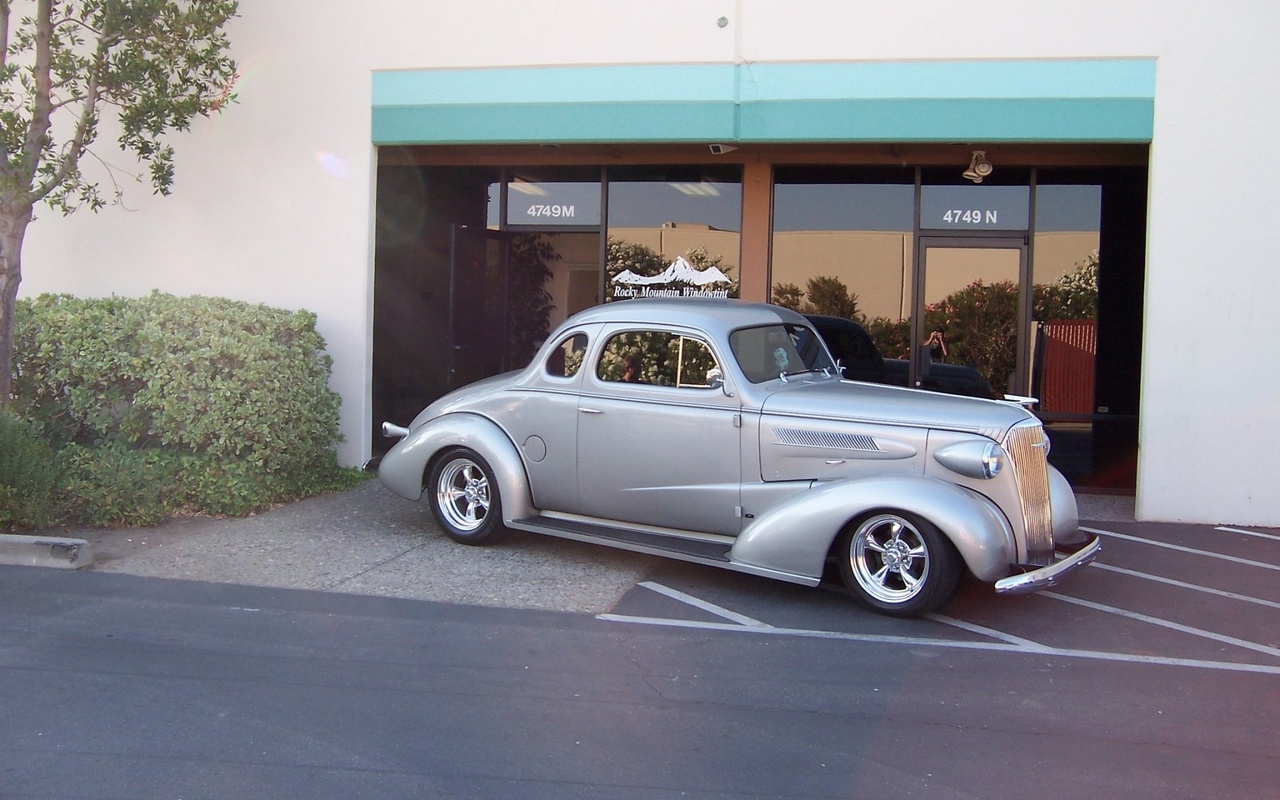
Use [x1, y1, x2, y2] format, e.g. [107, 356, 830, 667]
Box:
[56, 443, 182, 527]
[0, 411, 62, 530]
[11, 292, 363, 526]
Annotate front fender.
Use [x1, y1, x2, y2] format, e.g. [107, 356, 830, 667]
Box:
[730, 475, 1017, 583]
[1048, 464, 1084, 545]
[377, 413, 535, 521]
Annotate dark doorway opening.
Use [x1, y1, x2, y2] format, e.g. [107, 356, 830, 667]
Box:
[371, 165, 593, 454]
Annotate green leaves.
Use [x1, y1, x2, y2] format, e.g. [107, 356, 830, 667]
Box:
[1, 0, 239, 209]
[0, 409, 60, 529]
[7, 291, 364, 527]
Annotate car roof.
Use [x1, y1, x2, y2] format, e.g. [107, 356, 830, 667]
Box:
[566, 299, 808, 338]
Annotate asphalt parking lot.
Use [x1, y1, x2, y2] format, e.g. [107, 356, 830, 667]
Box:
[7, 484, 1278, 799]
[61, 480, 1280, 678]
[608, 517, 1280, 677]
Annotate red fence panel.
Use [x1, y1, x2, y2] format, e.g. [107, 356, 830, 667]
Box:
[1039, 320, 1096, 414]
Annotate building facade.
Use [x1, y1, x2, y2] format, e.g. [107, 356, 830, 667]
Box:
[21, 1, 1280, 525]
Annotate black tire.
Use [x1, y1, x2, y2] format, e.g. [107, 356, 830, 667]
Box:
[427, 448, 504, 545]
[836, 511, 962, 617]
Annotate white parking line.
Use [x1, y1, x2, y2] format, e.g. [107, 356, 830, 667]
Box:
[1042, 591, 1280, 659]
[615, 581, 1280, 675]
[1084, 527, 1280, 572]
[595, 612, 1280, 676]
[638, 581, 773, 628]
[1092, 563, 1280, 611]
[1216, 526, 1280, 543]
[925, 613, 1045, 648]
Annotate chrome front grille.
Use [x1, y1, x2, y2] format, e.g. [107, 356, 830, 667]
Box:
[1004, 423, 1054, 566]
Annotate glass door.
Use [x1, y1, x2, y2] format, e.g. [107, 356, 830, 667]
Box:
[448, 225, 513, 391]
[914, 237, 1028, 397]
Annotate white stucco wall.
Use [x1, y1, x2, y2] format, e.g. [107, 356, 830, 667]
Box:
[20, 1, 1280, 525]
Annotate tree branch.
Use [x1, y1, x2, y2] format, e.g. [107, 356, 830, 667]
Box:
[30, 5, 111, 205]
[22, 0, 57, 193]
[0, 0, 10, 73]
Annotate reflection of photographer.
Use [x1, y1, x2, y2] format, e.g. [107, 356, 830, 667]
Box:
[925, 328, 948, 363]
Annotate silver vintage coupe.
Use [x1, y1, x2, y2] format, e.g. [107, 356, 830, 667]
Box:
[378, 299, 1099, 616]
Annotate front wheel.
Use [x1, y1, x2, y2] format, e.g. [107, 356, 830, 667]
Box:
[428, 448, 504, 545]
[837, 511, 961, 617]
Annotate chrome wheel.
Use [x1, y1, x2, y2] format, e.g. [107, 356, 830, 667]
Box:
[437, 458, 490, 531]
[429, 449, 503, 544]
[838, 511, 960, 616]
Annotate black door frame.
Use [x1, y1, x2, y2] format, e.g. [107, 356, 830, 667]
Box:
[911, 235, 1030, 396]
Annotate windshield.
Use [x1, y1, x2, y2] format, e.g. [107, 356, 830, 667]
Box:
[729, 323, 837, 383]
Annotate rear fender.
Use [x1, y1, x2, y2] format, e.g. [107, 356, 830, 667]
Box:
[377, 414, 535, 521]
[730, 475, 1016, 583]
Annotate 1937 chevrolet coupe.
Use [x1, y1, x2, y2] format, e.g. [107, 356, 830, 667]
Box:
[378, 299, 1099, 616]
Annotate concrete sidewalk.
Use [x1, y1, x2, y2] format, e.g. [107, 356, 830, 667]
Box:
[4, 481, 1134, 614]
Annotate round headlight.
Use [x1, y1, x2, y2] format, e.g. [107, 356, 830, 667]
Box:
[932, 439, 1006, 480]
[981, 442, 1004, 479]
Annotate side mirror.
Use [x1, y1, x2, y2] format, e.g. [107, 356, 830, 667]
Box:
[707, 368, 732, 397]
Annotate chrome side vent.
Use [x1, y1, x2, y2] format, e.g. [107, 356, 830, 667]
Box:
[775, 428, 881, 452]
[1004, 423, 1054, 566]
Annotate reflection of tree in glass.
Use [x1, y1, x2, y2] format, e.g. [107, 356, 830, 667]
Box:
[563, 345, 585, 377]
[668, 337, 718, 387]
[772, 283, 805, 311]
[772, 256, 1099, 395]
[505, 235, 558, 368]
[606, 238, 665, 287]
[928, 280, 1019, 394]
[771, 276, 859, 319]
[605, 238, 739, 298]
[597, 331, 718, 387]
[865, 317, 912, 359]
[1035, 250, 1098, 321]
[926, 255, 1099, 394]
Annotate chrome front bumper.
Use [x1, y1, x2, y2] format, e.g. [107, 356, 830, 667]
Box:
[993, 534, 1101, 596]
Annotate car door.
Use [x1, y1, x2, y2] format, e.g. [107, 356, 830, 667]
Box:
[506, 330, 592, 514]
[576, 325, 742, 536]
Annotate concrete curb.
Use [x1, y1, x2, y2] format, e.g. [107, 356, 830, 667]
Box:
[0, 534, 95, 569]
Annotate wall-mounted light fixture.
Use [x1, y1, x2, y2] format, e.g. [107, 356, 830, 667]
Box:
[962, 150, 993, 183]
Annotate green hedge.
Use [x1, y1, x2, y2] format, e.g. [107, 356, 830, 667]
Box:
[0, 411, 60, 530]
[4, 292, 363, 528]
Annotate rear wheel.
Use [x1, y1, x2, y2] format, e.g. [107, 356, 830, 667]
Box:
[428, 448, 504, 545]
[837, 511, 961, 617]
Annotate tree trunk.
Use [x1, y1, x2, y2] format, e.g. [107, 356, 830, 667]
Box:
[0, 205, 33, 410]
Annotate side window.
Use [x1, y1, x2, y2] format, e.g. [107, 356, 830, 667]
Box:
[546, 333, 588, 378]
[673, 337, 720, 388]
[597, 330, 721, 389]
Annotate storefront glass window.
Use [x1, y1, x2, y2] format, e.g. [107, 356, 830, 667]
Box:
[605, 165, 742, 302]
[771, 166, 916, 361]
[1031, 183, 1102, 482]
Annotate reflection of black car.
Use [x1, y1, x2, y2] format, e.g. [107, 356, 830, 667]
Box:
[806, 315, 996, 399]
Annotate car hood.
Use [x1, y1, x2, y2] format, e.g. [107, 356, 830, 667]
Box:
[760, 377, 1032, 440]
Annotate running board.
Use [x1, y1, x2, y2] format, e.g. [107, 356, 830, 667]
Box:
[507, 515, 820, 587]
[510, 515, 732, 563]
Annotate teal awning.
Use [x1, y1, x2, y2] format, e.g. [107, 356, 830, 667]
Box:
[372, 59, 1155, 146]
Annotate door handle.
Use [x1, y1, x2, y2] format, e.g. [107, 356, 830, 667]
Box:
[580, 408, 603, 415]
